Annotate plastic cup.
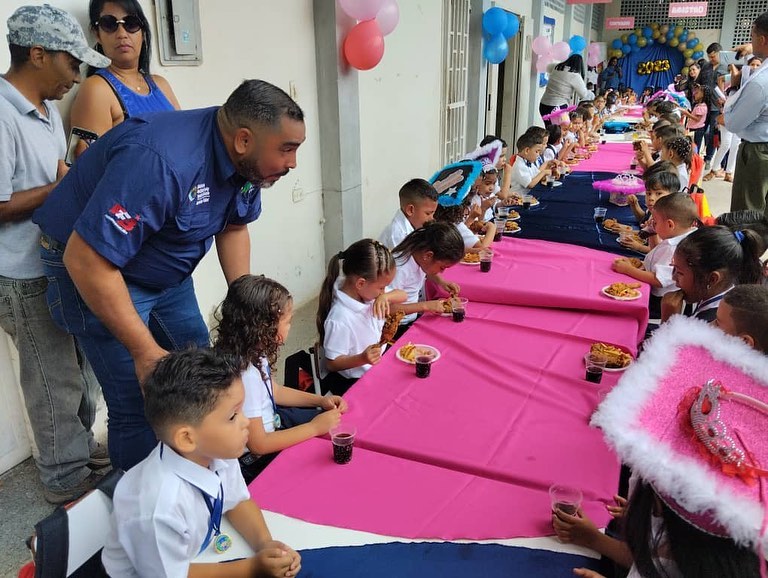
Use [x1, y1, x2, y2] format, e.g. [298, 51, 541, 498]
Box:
[549, 484, 583, 516]
[493, 218, 506, 242]
[585, 353, 607, 384]
[451, 297, 469, 322]
[523, 195, 533, 209]
[479, 249, 493, 273]
[496, 205, 511, 219]
[415, 354, 435, 378]
[593, 207, 607, 224]
[330, 425, 356, 464]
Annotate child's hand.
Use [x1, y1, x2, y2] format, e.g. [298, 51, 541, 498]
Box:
[611, 258, 634, 274]
[443, 281, 460, 297]
[606, 495, 628, 518]
[619, 236, 647, 253]
[627, 194, 640, 209]
[551, 507, 600, 548]
[572, 570, 607, 578]
[661, 290, 686, 322]
[251, 541, 297, 578]
[321, 395, 348, 413]
[362, 343, 382, 365]
[372, 294, 390, 319]
[311, 407, 342, 435]
[424, 299, 447, 314]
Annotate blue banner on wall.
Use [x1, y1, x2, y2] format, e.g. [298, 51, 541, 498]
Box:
[620, 44, 685, 95]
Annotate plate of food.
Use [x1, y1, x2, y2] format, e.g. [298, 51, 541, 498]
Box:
[602, 218, 633, 234]
[584, 342, 633, 372]
[460, 252, 481, 265]
[396, 343, 441, 365]
[504, 210, 521, 221]
[503, 221, 522, 234]
[601, 282, 642, 301]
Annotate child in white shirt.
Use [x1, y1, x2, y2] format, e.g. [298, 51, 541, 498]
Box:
[379, 178, 438, 250]
[509, 132, 557, 195]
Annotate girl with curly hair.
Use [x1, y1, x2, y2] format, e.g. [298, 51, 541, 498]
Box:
[213, 274, 347, 461]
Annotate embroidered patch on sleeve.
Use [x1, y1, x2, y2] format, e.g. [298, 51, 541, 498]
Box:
[104, 204, 141, 235]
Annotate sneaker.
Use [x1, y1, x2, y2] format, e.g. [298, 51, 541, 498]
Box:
[43, 471, 107, 505]
[88, 441, 111, 469]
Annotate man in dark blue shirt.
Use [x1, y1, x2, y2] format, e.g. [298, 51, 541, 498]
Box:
[34, 79, 305, 469]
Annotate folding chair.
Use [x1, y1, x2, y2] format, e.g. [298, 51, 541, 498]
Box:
[22, 469, 123, 578]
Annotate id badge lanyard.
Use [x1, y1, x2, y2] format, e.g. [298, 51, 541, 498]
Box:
[198, 482, 232, 555]
[264, 367, 281, 430]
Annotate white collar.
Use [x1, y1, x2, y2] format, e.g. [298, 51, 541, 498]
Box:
[333, 281, 371, 314]
[659, 228, 695, 248]
[159, 443, 229, 498]
[395, 209, 415, 233]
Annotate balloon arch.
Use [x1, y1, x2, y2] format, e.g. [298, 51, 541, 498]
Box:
[608, 23, 705, 78]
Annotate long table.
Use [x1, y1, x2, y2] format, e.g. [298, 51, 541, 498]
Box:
[429, 237, 650, 343]
[249, 299, 640, 540]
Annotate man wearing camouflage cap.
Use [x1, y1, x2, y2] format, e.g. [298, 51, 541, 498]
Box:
[0, 4, 110, 504]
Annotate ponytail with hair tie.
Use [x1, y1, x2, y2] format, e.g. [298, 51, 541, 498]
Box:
[734, 230, 745, 244]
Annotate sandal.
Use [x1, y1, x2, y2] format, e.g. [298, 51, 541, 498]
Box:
[724, 173, 733, 182]
[703, 171, 717, 181]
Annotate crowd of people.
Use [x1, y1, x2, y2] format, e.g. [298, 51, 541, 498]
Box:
[3, 1, 768, 577]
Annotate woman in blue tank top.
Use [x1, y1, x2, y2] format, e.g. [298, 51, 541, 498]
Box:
[69, 0, 180, 154]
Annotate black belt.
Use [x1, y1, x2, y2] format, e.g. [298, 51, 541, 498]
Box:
[40, 233, 66, 252]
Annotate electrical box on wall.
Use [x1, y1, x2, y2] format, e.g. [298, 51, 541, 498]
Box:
[154, 0, 203, 65]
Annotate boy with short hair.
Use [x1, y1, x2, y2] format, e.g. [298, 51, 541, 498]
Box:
[509, 133, 557, 195]
[613, 192, 699, 320]
[379, 178, 439, 250]
[102, 349, 301, 578]
[715, 285, 768, 354]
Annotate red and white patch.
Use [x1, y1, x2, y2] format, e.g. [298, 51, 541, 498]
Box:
[104, 204, 141, 235]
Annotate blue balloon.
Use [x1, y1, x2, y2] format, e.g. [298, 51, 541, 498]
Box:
[621, 44, 632, 54]
[482, 7, 507, 36]
[569, 35, 587, 53]
[646, 38, 654, 47]
[503, 13, 520, 39]
[666, 30, 675, 40]
[631, 44, 640, 53]
[643, 27, 653, 38]
[693, 50, 704, 59]
[679, 32, 688, 43]
[628, 34, 638, 45]
[687, 38, 699, 48]
[483, 33, 509, 64]
[612, 38, 623, 50]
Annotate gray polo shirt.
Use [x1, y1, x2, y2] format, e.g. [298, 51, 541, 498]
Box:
[0, 76, 65, 279]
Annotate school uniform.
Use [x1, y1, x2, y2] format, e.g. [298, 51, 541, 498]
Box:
[509, 156, 539, 195]
[102, 443, 249, 577]
[379, 209, 413, 250]
[323, 281, 386, 381]
[451, 222, 478, 250]
[675, 163, 690, 190]
[644, 229, 696, 322]
[684, 287, 733, 322]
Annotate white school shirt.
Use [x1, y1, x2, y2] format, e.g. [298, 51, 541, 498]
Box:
[241, 358, 277, 433]
[391, 255, 427, 324]
[509, 156, 539, 194]
[102, 443, 250, 578]
[379, 209, 414, 250]
[323, 281, 386, 379]
[675, 163, 689, 189]
[644, 229, 695, 297]
[455, 221, 479, 249]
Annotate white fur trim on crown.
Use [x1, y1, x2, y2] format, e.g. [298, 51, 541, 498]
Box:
[591, 315, 768, 550]
[462, 140, 503, 168]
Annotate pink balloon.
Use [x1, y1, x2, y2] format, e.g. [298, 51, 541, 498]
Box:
[536, 55, 552, 73]
[344, 19, 385, 70]
[531, 35, 551, 56]
[588, 43, 601, 56]
[375, 0, 399, 36]
[338, 0, 385, 21]
[587, 54, 601, 67]
[551, 41, 571, 62]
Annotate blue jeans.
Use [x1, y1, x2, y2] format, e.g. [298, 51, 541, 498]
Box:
[41, 245, 209, 470]
[0, 275, 99, 491]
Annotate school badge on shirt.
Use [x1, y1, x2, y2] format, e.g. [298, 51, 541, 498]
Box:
[104, 204, 140, 235]
[240, 182, 255, 197]
[188, 183, 211, 206]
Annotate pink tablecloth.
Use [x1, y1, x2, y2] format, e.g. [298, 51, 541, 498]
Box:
[571, 142, 635, 173]
[251, 302, 626, 540]
[431, 238, 649, 343]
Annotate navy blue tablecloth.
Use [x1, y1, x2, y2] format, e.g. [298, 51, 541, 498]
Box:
[514, 171, 644, 257]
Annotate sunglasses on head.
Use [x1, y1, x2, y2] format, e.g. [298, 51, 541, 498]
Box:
[95, 14, 143, 33]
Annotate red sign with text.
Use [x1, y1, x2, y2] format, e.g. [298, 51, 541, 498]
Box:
[668, 2, 708, 18]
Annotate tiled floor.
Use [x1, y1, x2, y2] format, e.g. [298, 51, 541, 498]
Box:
[0, 178, 735, 576]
